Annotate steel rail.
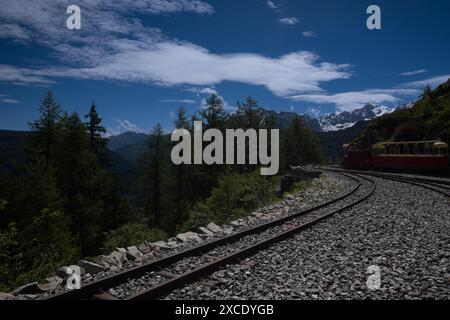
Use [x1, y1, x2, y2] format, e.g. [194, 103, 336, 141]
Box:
[325, 167, 450, 197]
[44, 171, 362, 300]
[126, 173, 376, 300]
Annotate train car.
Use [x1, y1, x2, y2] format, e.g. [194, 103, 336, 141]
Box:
[371, 140, 448, 172]
[341, 144, 372, 170]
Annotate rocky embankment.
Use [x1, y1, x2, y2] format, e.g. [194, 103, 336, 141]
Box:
[0, 170, 352, 300]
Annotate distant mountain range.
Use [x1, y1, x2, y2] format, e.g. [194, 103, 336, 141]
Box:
[0, 130, 132, 173]
[262, 104, 394, 133]
[105, 104, 393, 163]
[354, 79, 450, 151]
[0, 104, 397, 170]
[314, 104, 394, 132]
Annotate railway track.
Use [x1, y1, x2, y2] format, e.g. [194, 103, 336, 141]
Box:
[43, 171, 375, 300]
[325, 167, 450, 197]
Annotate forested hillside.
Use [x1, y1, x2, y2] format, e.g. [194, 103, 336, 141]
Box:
[0, 92, 324, 291]
[353, 79, 450, 149]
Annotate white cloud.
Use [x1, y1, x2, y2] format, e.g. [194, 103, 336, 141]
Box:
[187, 87, 218, 95]
[400, 69, 427, 76]
[266, 1, 277, 9]
[0, 0, 352, 98]
[198, 87, 218, 95]
[1, 98, 21, 104]
[161, 99, 196, 104]
[0, 65, 55, 85]
[137, 0, 214, 14]
[306, 106, 322, 117]
[279, 17, 299, 25]
[107, 119, 147, 136]
[290, 89, 420, 112]
[402, 74, 450, 89]
[302, 30, 317, 37]
[0, 44, 351, 97]
[200, 91, 234, 112]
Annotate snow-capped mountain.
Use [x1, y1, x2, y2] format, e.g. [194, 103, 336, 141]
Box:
[316, 104, 394, 132]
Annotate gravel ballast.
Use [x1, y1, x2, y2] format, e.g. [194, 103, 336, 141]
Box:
[164, 175, 450, 300]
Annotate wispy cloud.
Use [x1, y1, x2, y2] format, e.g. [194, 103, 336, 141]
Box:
[302, 30, 317, 37]
[0, 64, 55, 85]
[187, 87, 218, 96]
[266, 1, 277, 9]
[107, 119, 147, 136]
[0, 0, 352, 99]
[0, 46, 351, 97]
[279, 17, 299, 25]
[306, 106, 322, 117]
[401, 69, 427, 76]
[1, 98, 21, 104]
[161, 99, 196, 104]
[402, 74, 450, 89]
[290, 89, 420, 112]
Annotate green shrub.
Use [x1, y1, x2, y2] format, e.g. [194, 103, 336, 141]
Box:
[102, 220, 167, 253]
[0, 209, 78, 291]
[182, 171, 278, 231]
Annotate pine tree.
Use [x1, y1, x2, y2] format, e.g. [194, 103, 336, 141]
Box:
[28, 90, 62, 164]
[85, 103, 109, 166]
[141, 124, 166, 227]
[55, 112, 107, 255]
[200, 94, 228, 130]
[242, 97, 264, 129]
[174, 105, 190, 130]
[170, 107, 191, 232]
[285, 115, 324, 167]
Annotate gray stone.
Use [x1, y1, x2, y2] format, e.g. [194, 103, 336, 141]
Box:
[38, 279, 59, 292]
[0, 292, 16, 300]
[97, 251, 127, 266]
[138, 243, 151, 253]
[11, 282, 41, 295]
[207, 222, 223, 233]
[68, 264, 85, 276]
[199, 227, 214, 237]
[97, 255, 116, 266]
[176, 231, 201, 242]
[110, 251, 128, 265]
[56, 266, 70, 278]
[46, 276, 63, 284]
[230, 220, 241, 227]
[152, 240, 171, 249]
[126, 246, 142, 260]
[116, 247, 127, 254]
[77, 260, 106, 275]
[127, 246, 141, 255]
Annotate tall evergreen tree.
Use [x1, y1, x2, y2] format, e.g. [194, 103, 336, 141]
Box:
[141, 124, 166, 227]
[28, 90, 62, 164]
[285, 115, 324, 168]
[85, 103, 109, 166]
[55, 112, 108, 255]
[200, 94, 228, 130]
[241, 96, 265, 130]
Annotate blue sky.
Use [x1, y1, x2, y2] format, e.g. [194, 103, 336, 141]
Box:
[0, 0, 450, 135]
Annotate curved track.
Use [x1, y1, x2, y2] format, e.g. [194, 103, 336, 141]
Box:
[325, 167, 450, 198]
[44, 171, 375, 300]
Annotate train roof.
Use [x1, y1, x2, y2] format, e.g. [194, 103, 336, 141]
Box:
[373, 140, 445, 146]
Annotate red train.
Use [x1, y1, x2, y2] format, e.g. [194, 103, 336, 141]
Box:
[342, 140, 449, 172]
